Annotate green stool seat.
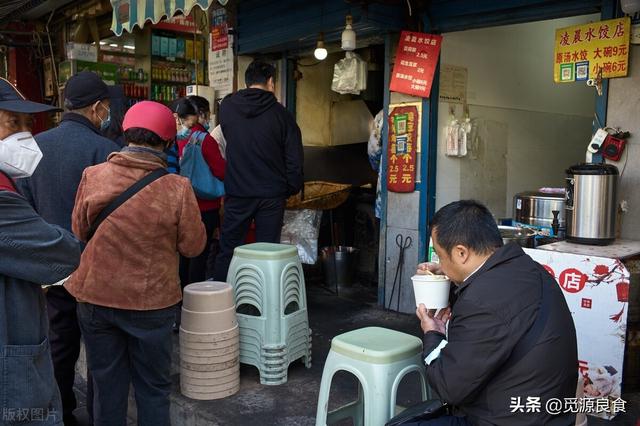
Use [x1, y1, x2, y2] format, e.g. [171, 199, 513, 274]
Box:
[315, 327, 430, 426]
[227, 243, 312, 385]
[232, 243, 298, 261]
[331, 327, 423, 364]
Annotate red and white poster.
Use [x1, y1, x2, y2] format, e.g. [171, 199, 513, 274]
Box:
[387, 104, 420, 193]
[526, 249, 630, 420]
[211, 24, 229, 51]
[390, 31, 443, 98]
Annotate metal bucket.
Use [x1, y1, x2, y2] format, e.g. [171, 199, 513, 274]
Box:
[498, 226, 537, 248]
[320, 246, 359, 289]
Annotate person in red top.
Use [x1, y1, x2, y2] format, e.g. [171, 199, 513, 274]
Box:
[173, 96, 225, 284]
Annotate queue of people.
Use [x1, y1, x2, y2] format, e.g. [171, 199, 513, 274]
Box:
[0, 59, 304, 425]
[0, 61, 579, 426]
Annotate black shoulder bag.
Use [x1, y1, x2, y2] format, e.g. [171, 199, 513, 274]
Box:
[385, 266, 551, 426]
[86, 168, 168, 241]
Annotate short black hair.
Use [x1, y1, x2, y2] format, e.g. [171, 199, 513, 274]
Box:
[245, 60, 275, 87]
[171, 97, 198, 119]
[430, 200, 503, 256]
[187, 95, 210, 114]
[124, 128, 165, 148]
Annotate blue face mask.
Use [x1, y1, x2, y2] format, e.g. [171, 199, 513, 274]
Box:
[98, 102, 111, 131]
[177, 122, 190, 139]
[202, 122, 211, 131]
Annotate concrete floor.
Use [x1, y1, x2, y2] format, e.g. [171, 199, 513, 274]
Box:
[72, 280, 640, 425]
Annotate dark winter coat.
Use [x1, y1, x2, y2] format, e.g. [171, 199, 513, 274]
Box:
[0, 174, 81, 425]
[219, 88, 303, 198]
[16, 113, 119, 231]
[423, 243, 578, 426]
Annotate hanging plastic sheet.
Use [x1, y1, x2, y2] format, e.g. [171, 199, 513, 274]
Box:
[331, 52, 368, 95]
[280, 209, 323, 264]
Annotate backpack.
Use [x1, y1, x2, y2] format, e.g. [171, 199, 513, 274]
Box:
[179, 130, 225, 200]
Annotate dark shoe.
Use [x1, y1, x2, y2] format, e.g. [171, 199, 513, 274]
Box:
[63, 414, 79, 426]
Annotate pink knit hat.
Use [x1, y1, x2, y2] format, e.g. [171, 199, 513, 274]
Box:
[122, 101, 176, 141]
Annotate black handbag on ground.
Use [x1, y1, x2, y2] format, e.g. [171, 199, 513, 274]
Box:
[385, 400, 449, 426]
[86, 168, 168, 240]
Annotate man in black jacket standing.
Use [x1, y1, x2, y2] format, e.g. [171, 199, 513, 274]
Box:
[17, 71, 119, 425]
[213, 60, 303, 282]
[413, 200, 577, 426]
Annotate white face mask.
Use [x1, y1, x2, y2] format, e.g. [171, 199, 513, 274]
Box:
[0, 131, 43, 178]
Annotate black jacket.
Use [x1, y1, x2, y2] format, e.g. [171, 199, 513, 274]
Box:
[16, 113, 119, 231]
[423, 243, 578, 426]
[219, 88, 304, 198]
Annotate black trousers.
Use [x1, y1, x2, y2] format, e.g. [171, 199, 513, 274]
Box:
[213, 196, 285, 282]
[46, 286, 93, 422]
[179, 208, 220, 287]
[77, 303, 175, 426]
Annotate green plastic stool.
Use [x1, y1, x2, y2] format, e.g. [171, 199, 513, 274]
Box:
[315, 327, 430, 426]
[227, 243, 312, 385]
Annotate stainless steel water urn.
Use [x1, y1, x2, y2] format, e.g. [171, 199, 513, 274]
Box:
[565, 163, 618, 245]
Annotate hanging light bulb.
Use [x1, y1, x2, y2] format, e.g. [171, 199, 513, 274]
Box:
[341, 14, 356, 51]
[314, 33, 328, 60]
[621, 0, 640, 14]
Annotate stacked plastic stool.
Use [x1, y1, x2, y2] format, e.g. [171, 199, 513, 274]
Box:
[226, 242, 312, 385]
[315, 327, 430, 426]
[179, 281, 240, 400]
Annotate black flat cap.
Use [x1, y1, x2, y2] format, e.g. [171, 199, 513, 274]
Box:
[64, 71, 110, 109]
[0, 77, 61, 113]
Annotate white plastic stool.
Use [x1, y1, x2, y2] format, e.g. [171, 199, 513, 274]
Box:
[315, 327, 430, 426]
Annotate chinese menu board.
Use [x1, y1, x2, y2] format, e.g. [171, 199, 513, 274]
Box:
[390, 31, 443, 98]
[387, 104, 420, 193]
[525, 249, 630, 420]
[554, 17, 630, 83]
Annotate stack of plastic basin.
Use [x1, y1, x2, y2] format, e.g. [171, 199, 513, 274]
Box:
[179, 281, 240, 400]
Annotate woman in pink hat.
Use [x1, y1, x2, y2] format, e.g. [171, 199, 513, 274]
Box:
[65, 101, 206, 426]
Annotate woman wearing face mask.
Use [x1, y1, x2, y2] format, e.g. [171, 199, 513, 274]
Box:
[65, 101, 206, 426]
[172, 96, 225, 284]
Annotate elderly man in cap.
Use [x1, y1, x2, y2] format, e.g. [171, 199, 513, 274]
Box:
[0, 77, 82, 425]
[17, 70, 119, 425]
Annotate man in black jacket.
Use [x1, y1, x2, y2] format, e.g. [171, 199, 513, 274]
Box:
[213, 60, 303, 282]
[17, 71, 119, 425]
[413, 200, 577, 426]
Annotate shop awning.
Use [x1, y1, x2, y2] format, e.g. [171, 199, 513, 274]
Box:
[110, 0, 213, 36]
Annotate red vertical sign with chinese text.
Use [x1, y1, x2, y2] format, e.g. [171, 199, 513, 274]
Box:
[390, 31, 443, 98]
[387, 105, 418, 193]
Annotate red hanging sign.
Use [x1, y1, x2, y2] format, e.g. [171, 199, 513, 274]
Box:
[387, 105, 419, 193]
[390, 31, 443, 98]
[211, 23, 229, 51]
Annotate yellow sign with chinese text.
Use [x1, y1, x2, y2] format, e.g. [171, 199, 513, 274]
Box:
[554, 17, 630, 83]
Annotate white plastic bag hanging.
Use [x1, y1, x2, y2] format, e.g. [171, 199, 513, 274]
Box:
[332, 52, 368, 95]
[280, 209, 323, 264]
[444, 116, 471, 157]
[445, 117, 460, 157]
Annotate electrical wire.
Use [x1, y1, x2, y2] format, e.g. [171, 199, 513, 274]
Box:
[296, 60, 322, 67]
[619, 141, 630, 178]
[406, 0, 412, 16]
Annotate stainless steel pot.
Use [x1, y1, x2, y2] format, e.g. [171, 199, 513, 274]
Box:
[565, 163, 618, 245]
[498, 226, 537, 248]
[513, 191, 565, 232]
